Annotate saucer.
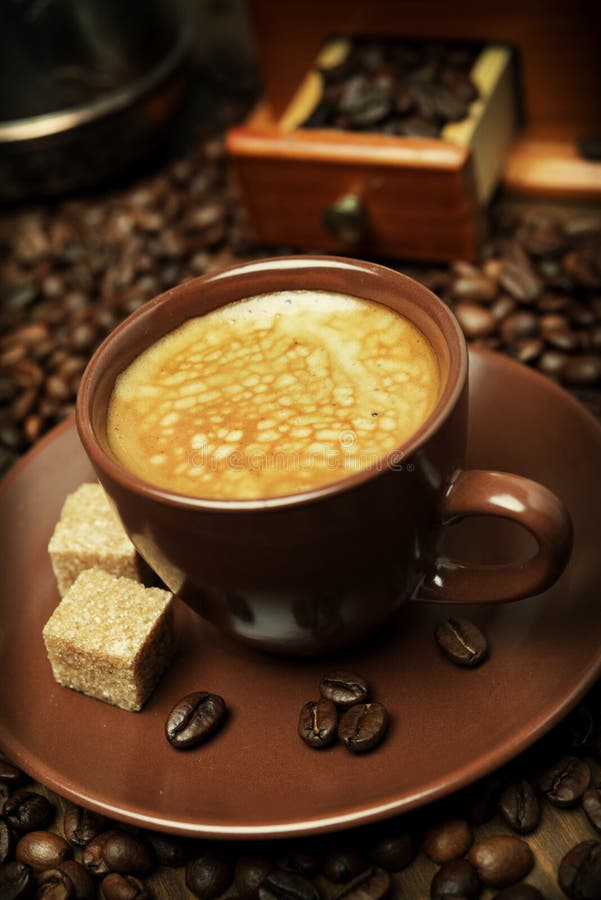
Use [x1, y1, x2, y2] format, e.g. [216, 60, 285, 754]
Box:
[1, 348, 600, 839]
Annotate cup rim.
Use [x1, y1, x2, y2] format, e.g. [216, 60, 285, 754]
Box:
[76, 255, 468, 511]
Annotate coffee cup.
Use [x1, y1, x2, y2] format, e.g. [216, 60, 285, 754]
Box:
[76, 256, 572, 656]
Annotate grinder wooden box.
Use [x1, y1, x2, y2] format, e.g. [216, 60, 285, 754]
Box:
[227, 0, 601, 263]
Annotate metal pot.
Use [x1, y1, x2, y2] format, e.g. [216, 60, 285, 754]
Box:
[0, 0, 190, 200]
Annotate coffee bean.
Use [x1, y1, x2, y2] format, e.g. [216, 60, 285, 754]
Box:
[146, 831, 187, 867]
[490, 295, 517, 322]
[63, 804, 106, 848]
[320, 672, 369, 708]
[539, 756, 591, 807]
[369, 829, 414, 872]
[165, 692, 227, 749]
[235, 856, 273, 899]
[100, 873, 150, 899]
[562, 355, 601, 386]
[500, 311, 539, 344]
[53, 860, 95, 900]
[0, 861, 35, 900]
[430, 859, 480, 899]
[100, 831, 154, 877]
[499, 780, 540, 834]
[298, 699, 338, 749]
[258, 869, 319, 900]
[36, 867, 74, 899]
[0, 818, 15, 865]
[454, 303, 497, 339]
[333, 866, 390, 900]
[186, 853, 233, 900]
[545, 329, 580, 352]
[509, 338, 544, 364]
[338, 703, 388, 753]
[537, 350, 568, 378]
[582, 788, 601, 832]
[434, 617, 488, 667]
[491, 886, 542, 900]
[423, 818, 473, 863]
[3, 792, 54, 833]
[322, 849, 367, 883]
[15, 831, 71, 872]
[467, 836, 534, 888]
[82, 831, 118, 878]
[558, 840, 601, 899]
[498, 263, 542, 303]
[276, 847, 321, 878]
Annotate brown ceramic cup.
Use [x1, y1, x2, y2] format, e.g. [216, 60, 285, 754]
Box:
[76, 257, 572, 656]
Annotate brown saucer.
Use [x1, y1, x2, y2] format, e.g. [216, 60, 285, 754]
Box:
[1, 348, 600, 839]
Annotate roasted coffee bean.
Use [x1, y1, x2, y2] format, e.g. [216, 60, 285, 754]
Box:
[82, 831, 118, 878]
[258, 869, 319, 900]
[0, 760, 25, 787]
[423, 818, 473, 863]
[100, 873, 150, 900]
[498, 780, 540, 834]
[454, 303, 496, 339]
[235, 856, 273, 899]
[3, 793, 54, 833]
[52, 860, 95, 900]
[36, 867, 74, 899]
[467, 836, 534, 888]
[100, 831, 154, 877]
[498, 263, 542, 303]
[276, 847, 321, 878]
[165, 692, 227, 749]
[298, 699, 338, 748]
[322, 849, 368, 883]
[539, 756, 591, 807]
[0, 860, 35, 899]
[15, 831, 71, 872]
[434, 617, 488, 667]
[583, 788, 601, 832]
[338, 703, 388, 753]
[509, 337, 544, 364]
[563, 355, 601, 386]
[319, 672, 369, 708]
[369, 829, 414, 872]
[146, 831, 187, 867]
[538, 350, 568, 378]
[558, 840, 601, 899]
[430, 858, 480, 899]
[500, 311, 539, 345]
[0, 818, 15, 865]
[333, 866, 390, 900]
[450, 275, 497, 303]
[186, 853, 233, 900]
[63, 804, 106, 848]
[491, 886, 542, 900]
[490, 295, 517, 322]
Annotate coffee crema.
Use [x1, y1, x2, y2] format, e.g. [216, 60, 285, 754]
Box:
[107, 291, 440, 500]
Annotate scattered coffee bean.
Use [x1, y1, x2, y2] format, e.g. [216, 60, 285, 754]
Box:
[146, 831, 187, 868]
[82, 831, 118, 878]
[423, 818, 473, 863]
[498, 780, 540, 834]
[63, 804, 106, 848]
[100, 831, 154, 877]
[338, 703, 388, 753]
[491, 886, 542, 900]
[430, 859, 480, 899]
[454, 303, 497, 339]
[258, 868, 319, 900]
[53, 859, 95, 900]
[15, 831, 71, 872]
[0, 860, 35, 900]
[235, 856, 273, 899]
[558, 840, 601, 899]
[434, 617, 488, 667]
[0, 818, 15, 865]
[467, 835, 534, 888]
[165, 692, 228, 750]
[100, 872, 150, 900]
[322, 849, 368, 883]
[319, 672, 369, 708]
[539, 756, 591, 807]
[333, 866, 390, 900]
[36, 866, 75, 899]
[298, 699, 338, 749]
[369, 829, 414, 872]
[186, 853, 233, 900]
[2, 792, 54, 833]
[583, 788, 601, 832]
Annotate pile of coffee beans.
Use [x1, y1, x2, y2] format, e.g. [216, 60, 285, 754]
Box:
[299, 672, 389, 753]
[302, 38, 480, 137]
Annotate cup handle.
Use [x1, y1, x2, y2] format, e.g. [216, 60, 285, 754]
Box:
[417, 470, 573, 604]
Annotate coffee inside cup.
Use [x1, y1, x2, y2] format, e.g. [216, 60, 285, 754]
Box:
[106, 290, 440, 500]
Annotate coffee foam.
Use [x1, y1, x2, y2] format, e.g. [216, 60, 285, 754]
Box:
[107, 290, 440, 500]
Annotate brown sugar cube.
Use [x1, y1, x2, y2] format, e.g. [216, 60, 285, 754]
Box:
[43, 568, 175, 712]
[48, 482, 145, 596]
